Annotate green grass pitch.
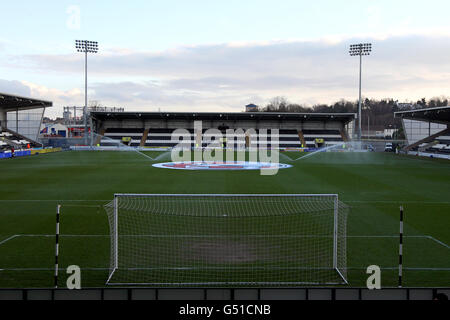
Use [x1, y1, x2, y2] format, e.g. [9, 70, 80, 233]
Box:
[0, 150, 449, 288]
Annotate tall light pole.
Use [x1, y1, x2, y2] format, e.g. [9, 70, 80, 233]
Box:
[75, 40, 98, 145]
[349, 43, 371, 140]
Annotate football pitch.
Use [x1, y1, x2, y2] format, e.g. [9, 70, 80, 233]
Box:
[0, 150, 449, 288]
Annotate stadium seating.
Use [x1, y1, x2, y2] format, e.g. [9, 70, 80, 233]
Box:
[0, 129, 38, 149]
[422, 135, 450, 154]
[437, 135, 450, 145]
[413, 142, 429, 152]
[144, 128, 303, 148]
[277, 129, 302, 148]
[0, 129, 40, 159]
[0, 131, 13, 137]
[101, 128, 145, 147]
[144, 128, 187, 147]
[101, 127, 346, 149]
[0, 140, 9, 151]
[302, 129, 344, 148]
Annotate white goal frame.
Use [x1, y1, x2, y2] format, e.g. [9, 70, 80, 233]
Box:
[106, 193, 348, 286]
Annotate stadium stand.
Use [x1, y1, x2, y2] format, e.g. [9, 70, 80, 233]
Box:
[0, 93, 51, 158]
[437, 135, 450, 144]
[278, 129, 302, 148]
[91, 111, 356, 150]
[142, 128, 333, 148]
[100, 128, 307, 148]
[102, 128, 145, 147]
[302, 129, 344, 148]
[0, 140, 9, 151]
[0, 129, 39, 159]
[425, 135, 450, 154]
[145, 128, 186, 147]
[395, 106, 450, 159]
[0, 129, 41, 148]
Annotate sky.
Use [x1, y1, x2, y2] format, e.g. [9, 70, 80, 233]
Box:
[1, 0, 450, 118]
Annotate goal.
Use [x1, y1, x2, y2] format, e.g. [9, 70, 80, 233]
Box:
[104, 194, 348, 286]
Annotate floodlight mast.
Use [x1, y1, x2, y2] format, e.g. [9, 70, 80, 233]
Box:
[349, 43, 371, 140]
[75, 40, 98, 146]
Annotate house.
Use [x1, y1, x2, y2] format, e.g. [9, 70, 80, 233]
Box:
[245, 104, 259, 112]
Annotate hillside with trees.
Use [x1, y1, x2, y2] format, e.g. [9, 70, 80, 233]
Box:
[248, 96, 449, 132]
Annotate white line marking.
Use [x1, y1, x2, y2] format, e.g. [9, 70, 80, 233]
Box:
[0, 235, 19, 246]
[346, 200, 450, 204]
[0, 199, 449, 204]
[0, 200, 109, 202]
[5, 234, 450, 248]
[2, 234, 448, 251]
[348, 235, 428, 238]
[1, 266, 450, 272]
[348, 235, 450, 249]
[427, 236, 450, 249]
[1, 234, 448, 272]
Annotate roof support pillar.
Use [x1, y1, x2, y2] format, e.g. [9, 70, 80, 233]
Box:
[0, 110, 6, 130]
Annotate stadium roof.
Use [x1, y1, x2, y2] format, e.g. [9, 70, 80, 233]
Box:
[91, 111, 356, 124]
[394, 106, 450, 125]
[0, 93, 52, 112]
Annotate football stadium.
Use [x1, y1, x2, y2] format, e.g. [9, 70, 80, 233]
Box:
[1, 2, 450, 304]
[0, 94, 449, 300]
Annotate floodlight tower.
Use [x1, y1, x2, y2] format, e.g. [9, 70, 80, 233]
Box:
[75, 40, 98, 145]
[349, 43, 371, 140]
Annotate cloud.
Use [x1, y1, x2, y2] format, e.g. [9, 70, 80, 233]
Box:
[367, 5, 382, 30]
[2, 33, 450, 115]
[90, 80, 265, 112]
[0, 79, 32, 96]
[21, 81, 83, 104]
[0, 79, 83, 117]
[11, 33, 450, 76]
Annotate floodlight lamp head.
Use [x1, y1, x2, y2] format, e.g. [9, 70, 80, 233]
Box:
[75, 40, 99, 53]
[349, 43, 372, 56]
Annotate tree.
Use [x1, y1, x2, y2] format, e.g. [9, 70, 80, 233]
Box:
[416, 98, 427, 108]
[260, 95, 448, 132]
[265, 96, 289, 112]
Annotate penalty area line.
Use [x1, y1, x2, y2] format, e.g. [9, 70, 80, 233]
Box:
[426, 236, 450, 249]
[0, 234, 110, 247]
[0, 235, 20, 246]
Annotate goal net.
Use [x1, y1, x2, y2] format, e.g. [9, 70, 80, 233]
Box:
[104, 194, 348, 286]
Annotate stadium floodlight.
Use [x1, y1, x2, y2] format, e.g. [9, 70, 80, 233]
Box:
[75, 40, 99, 145]
[349, 43, 372, 140]
[104, 194, 348, 286]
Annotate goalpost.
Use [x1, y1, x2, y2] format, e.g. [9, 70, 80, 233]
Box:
[104, 194, 348, 286]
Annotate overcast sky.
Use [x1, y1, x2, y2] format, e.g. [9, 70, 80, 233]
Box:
[1, 0, 450, 118]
